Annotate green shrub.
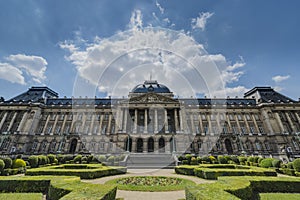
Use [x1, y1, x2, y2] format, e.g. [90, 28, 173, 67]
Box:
[258, 157, 264, 164]
[293, 158, 300, 172]
[201, 156, 210, 163]
[175, 165, 198, 176]
[28, 155, 39, 168]
[196, 157, 202, 164]
[224, 156, 231, 162]
[209, 156, 216, 163]
[12, 159, 26, 169]
[185, 154, 192, 164]
[3, 157, 12, 169]
[238, 156, 247, 163]
[74, 155, 82, 163]
[178, 155, 184, 161]
[81, 156, 87, 163]
[190, 157, 198, 165]
[98, 155, 106, 163]
[53, 158, 58, 165]
[287, 162, 294, 169]
[218, 156, 228, 164]
[260, 158, 274, 168]
[247, 156, 255, 163]
[272, 159, 282, 168]
[87, 155, 94, 163]
[47, 154, 56, 164]
[281, 168, 295, 176]
[0, 159, 5, 171]
[230, 156, 239, 164]
[182, 160, 189, 165]
[38, 155, 48, 165]
[253, 156, 260, 163]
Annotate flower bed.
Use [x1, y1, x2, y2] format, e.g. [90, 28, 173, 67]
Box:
[105, 176, 196, 191]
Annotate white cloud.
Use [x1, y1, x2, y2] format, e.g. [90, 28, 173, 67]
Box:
[61, 9, 246, 98]
[0, 63, 25, 85]
[272, 75, 290, 83]
[6, 54, 47, 84]
[191, 12, 214, 31]
[155, 1, 165, 14]
[211, 86, 249, 98]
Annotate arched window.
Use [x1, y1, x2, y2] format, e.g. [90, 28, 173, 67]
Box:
[255, 141, 262, 151]
[39, 140, 48, 153]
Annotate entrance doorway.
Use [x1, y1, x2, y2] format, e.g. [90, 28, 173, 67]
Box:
[69, 138, 77, 154]
[148, 137, 154, 152]
[159, 137, 165, 153]
[137, 138, 143, 153]
[225, 139, 233, 154]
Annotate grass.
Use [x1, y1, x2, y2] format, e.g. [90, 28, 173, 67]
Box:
[105, 176, 196, 191]
[259, 193, 300, 200]
[0, 193, 43, 200]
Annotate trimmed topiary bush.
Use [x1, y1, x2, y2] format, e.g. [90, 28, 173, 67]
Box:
[12, 159, 26, 169]
[230, 155, 239, 164]
[98, 155, 106, 163]
[190, 157, 198, 165]
[260, 158, 274, 168]
[218, 156, 228, 164]
[185, 154, 192, 164]
[293, 158, 300, 172]
[201, 156, 211, 164]
[258, 157, 264, 164]
[28, 155, 39, 168]
[47, 154, 56, 164]
[74, 155, 83, 163]
[209, 156, 216, 163]
[87, 155, 94, 163]
[238, 156, 247, 164]
[287, 162, 294, 169]
[3, 157, 12, 169]
[0, 160, 5, 171]
[272, 159, 282, 168]
[38, 155, 49, 166]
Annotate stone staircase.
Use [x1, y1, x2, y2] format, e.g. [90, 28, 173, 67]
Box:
[126, 153, 176, 169]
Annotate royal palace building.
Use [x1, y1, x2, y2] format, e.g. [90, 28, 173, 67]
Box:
[0, 80, 300, 161]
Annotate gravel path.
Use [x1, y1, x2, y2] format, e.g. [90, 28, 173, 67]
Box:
[82, 169, 215, 200]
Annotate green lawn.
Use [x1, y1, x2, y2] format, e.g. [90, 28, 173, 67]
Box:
[0, 193, 43, 200]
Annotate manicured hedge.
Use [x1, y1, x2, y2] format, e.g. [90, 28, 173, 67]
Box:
[185, 176, 300, 200]
[176, 164, 276, 180]
[0, 193, 43, 200]
[194, 167, 277, 180]
[0, 176, 117, 200]
[26, 164, 127, 179]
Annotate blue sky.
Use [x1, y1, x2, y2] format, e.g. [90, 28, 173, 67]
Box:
[0, 0, 299, 99]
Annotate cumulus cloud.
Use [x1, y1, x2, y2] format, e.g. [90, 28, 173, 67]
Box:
[0, 63, 25, 85]
[272, 75, 290, 83]
[0, 54, 47, 84]
[191, 12, 214, 31]
[61, 9, 246, 98]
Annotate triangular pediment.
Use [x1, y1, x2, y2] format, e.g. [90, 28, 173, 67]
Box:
[128, 93, 178, 103]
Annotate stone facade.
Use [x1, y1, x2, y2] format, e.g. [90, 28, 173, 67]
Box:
[0, 81, 300, 161]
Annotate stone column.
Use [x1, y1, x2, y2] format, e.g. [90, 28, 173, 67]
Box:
[154, 109, 158, 133]
[17, 111, 28, 132]
[216, 113, 221, 134]
[261, 109, 274, 134]
[275, 112, 285, 133]
[226, 114, 233, 132]
[285, 112, 296, 132]
[52, 113, 59, 135]
[251, 114, 260, 134]
[179, 109, 184, 132]
[174, 109, 179, 133]
[134, 109, 138, 133]
[107, 114, 112, 135]
[80, 113, 87, 133]
[190, 114, 195, 134]
[123, 108, 127, 133]
[234, 114, 242, 133]
[42, 114, 51, 135]
[7, 112, 17, 132]
[98, 114, 104, 135]
[118, 108, 124, 132]
[89, 114, 96, 135]
[243, 114, 251, 135]
[144, 109, 148, 134]
[296, 112, 300, 124]
[143, 140, 147, 153]
[199, 114, 204, 134]
[61, 113, 68, 134]
[0, 112, 8, 131]
[207, 114, 213, 136]
[164, 109, 169, 133]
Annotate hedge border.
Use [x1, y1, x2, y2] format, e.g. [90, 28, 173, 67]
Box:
[0, 176, 117, 200]
[25, 164, 127, 179]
